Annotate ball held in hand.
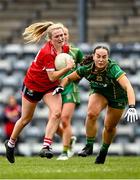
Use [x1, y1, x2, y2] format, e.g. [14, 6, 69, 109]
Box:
[55, 53, 73, 70]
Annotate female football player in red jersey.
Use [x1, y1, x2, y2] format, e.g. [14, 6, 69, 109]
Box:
[4, 21, 74, 163]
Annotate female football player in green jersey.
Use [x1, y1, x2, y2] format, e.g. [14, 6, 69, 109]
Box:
[53, 45, 138, 164]
[56, 26, 83, 160]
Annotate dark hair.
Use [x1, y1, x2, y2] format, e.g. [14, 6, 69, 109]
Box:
[80, 45, 110, 66]
[93, 45, 110, 55]
[80, 54, 93, 66]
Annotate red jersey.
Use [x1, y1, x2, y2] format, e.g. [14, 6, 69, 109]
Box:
[24, 41, 69, 92]
[4, 104, 21, 137]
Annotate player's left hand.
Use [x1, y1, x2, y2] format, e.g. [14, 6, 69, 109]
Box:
[124, 106, 138, 123]
[52, 86, 64, 95]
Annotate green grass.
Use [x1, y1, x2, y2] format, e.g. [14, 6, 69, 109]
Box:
[0, 155, 140, 179]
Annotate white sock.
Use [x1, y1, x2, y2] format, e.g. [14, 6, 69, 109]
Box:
[8, 138, 16, 148]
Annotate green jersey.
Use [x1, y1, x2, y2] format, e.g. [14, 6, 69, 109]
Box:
[76, 59, 128, 108]
[61, 46, 83, 96]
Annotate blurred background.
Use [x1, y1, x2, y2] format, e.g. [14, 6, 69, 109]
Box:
[0, 0, 140, 156]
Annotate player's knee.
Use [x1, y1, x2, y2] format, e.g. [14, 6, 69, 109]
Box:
[61, 114, 71, 128]
[53, 111, 61, 120]
[87, 111, 99, 120]
[61, 120, 69, 128]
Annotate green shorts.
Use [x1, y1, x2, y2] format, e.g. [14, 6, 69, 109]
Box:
[90, 89, 128, 109]
[107, 100, 127, 109]
[61, 92, 80, 105]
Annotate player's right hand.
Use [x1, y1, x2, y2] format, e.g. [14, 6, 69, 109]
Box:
[52, 86, 64, 95]
[66, 59, 75, 70]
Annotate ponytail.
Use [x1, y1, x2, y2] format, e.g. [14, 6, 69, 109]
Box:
[80, 54, 93, 66]
[23, 21, 54, 43]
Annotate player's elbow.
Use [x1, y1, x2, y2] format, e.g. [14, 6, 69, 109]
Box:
[48, 74, 57, 82]
[49, 77, 56, 82]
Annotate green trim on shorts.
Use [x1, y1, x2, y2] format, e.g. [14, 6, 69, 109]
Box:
[62, 92, 80, 105]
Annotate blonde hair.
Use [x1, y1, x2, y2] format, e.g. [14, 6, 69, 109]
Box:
[46, 23, 64, 39]
[23, 21, 64, 43]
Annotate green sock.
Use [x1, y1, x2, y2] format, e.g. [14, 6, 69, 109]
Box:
[86, 137, 95, 147]
[100, 142, 110, 152]
[63, 146, 69, 154]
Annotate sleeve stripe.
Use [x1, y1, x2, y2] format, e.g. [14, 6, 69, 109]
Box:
[117, 73, 126, 81]
[115, 70, 123, 77]
[46, 68, 55, 72]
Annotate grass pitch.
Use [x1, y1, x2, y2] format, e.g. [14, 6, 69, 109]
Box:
[0, 155, 140, 179]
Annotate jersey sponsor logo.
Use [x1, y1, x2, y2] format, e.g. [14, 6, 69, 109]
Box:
[96, 75, 103, 81]
[92, 81, 108, 87]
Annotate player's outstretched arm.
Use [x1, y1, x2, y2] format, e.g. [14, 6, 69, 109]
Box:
[118, 75, 138, 123]
[52, 71, 81, 95]
[48, 60, 75, 82]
